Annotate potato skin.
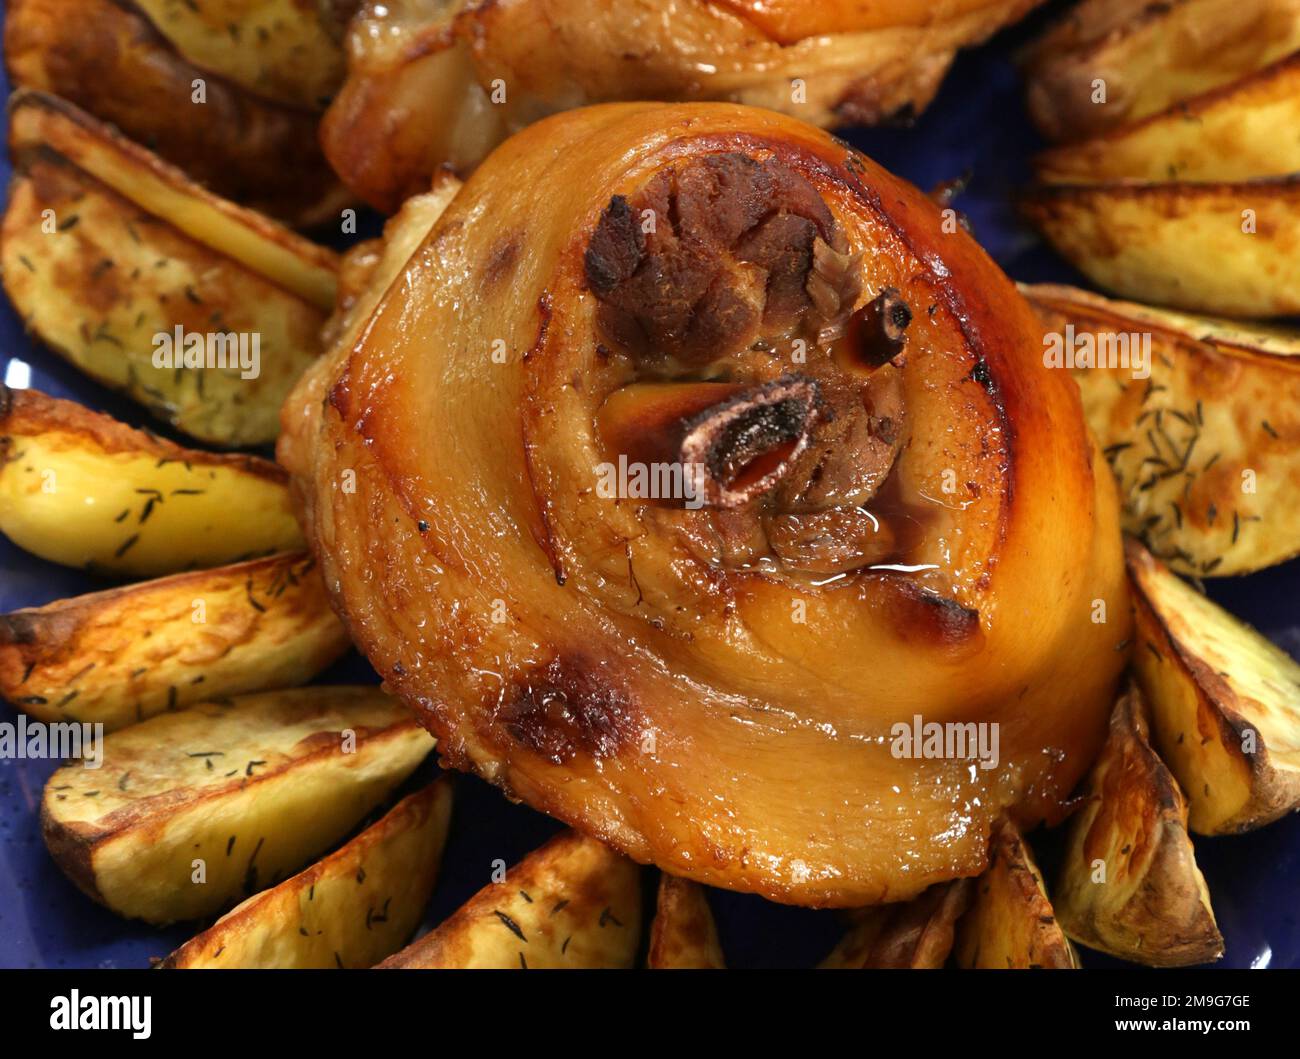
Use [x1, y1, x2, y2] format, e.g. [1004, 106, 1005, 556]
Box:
[1053, 684, 1223, 967]
[0, 154, 327, 447]
[1, 89, 338, 446]
[647, 875, 725, 969]
[953, 819, 1078, 969]
[1021, 2, 1300, 318]
[1033, 54, 1300, 184]
[1022, 0, 1300, 143]
[821, 880, 972, 968]
[6, 90, 339, 310]
[284, 102, 1130, 907]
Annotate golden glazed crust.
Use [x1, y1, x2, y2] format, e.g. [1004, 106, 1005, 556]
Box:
[281, 103, 1129, 907]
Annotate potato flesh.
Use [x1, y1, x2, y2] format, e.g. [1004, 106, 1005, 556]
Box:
[378, 830, 641, 968]
[1129, 541, 1300, 832]
[0, 432, 300, 576]
[131, 0, 348, 110]
[163, 780, 454, 968]
[0, 552, 348, 730]
[953, 820, 1077, 969]
[1023, 283, 1300, 576]
[1, 159, 327, 447]
[1022, 181, 1300, 318]
[41, 687, 435, 924]
[1052, 687, 1222, 967]
[1138, 571, 1300, 766]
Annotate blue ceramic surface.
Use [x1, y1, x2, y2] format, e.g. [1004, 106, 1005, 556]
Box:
[0, 5, 1296, 969]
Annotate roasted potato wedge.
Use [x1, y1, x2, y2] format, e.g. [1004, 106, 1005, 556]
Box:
[1022, 178, 1300, 317]
[0, 387, 301, 577]
[4, 0, 350, 227]
[647, 875, 725, 969]
[1023, 283, 1300, 576]
[378, 830, 641, 968]
[0, 552, 347, 731]
[1040, 51, 1300, 184]
[1053, 684, 1223, 967]
[131, 0, 351, 110]
[1035, 52, 1300, 184]
[162, 779, 453, 968]
[820, 880, 971, 969]
[41, 686, 435, 924]
[5, 90, 338, 309]
[1, 92, 337, 446]
[1022, 0, 1300, 142]
[953, 820, 1079, 969]
[1129, 540, 1300, 833]
[0, 154, 326, 446]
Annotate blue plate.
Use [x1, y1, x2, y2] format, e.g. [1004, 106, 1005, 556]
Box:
[1, 4, 1297, 969]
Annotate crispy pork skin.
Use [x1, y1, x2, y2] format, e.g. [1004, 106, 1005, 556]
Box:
[322, 0, 1044, 211]
[281, 103, 1129, 906]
